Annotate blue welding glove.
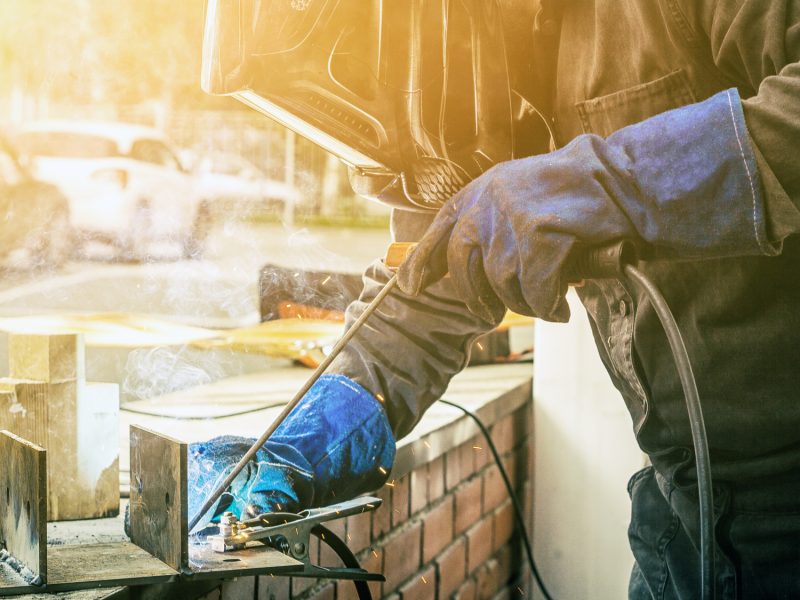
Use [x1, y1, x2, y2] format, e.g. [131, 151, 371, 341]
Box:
[398, 89, 777, 323]
[188, 374, 395, 532]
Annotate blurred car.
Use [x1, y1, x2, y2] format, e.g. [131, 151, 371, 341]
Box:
[16, 121, 211, 260]
[0, 134, 74, 270]
[191, 151, 301, 217]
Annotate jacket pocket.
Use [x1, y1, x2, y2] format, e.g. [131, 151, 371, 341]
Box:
[575, 69, 696, 137]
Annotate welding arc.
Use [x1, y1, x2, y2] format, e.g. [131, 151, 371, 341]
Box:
[188, 275, 400, 533]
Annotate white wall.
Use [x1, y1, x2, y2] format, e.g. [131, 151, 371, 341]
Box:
[532, 290, 645, 599]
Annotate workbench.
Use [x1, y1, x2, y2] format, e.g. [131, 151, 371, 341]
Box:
[2, 362, 533, 599]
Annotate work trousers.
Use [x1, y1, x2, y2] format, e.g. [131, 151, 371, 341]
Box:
[627, 467, 800, 600]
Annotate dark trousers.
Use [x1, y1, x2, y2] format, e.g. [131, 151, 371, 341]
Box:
[627, 467, 800, 600]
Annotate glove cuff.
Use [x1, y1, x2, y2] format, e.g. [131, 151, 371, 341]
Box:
[607, 88, 777, 258]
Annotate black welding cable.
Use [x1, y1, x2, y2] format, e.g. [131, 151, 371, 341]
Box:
[625, 264, 714, 600]
[437, 398, 555, 600]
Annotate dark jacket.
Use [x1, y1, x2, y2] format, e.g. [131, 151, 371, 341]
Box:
[332, 0, 800, 487]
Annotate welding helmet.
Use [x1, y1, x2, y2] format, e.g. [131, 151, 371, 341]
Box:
[202, 0, 551, 211]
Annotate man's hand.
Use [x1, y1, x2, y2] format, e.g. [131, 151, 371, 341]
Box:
[188, 374, 395, 532]
[398, 89, 775, 322]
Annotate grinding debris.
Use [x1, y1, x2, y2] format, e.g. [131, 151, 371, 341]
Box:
[0, 548, 42, 586]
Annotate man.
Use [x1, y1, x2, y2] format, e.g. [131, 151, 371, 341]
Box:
[191, 1, 800, 597]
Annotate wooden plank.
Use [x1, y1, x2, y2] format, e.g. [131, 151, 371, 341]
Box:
[128, 426, 187, 572]
[0, 378, 119, 522]
[8, 334, 85, 384]
[45, 542, 177, 590]
[54, 382, 119, 521]
[0, 381, 49, 449]
[0, 431, 47, 584]
[1, 581, 128, 599]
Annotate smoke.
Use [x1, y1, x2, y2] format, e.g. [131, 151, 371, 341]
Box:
[122, 346, 229, 402]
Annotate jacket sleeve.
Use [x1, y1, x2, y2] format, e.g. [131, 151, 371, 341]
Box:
[328, 209, 498, 439]
[678, 0, 800, 241]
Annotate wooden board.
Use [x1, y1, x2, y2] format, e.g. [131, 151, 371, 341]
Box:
[46, 542, 177, 589]
[0, 431, 47, 583]
[8, 334, 84, 384]
[128, 426, 187, 572]
[0, 381, 49, 449]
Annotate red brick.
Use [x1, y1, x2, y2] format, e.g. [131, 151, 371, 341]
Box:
[372, 486, 392, 541]
[459, 441, 476, 480]
[391, 475, 411, 528]
[445, 447, 462, 490]
[454, 578, 478, 600]
[308, 583, 336, 600]
[338, 547, 383, 600]
[258, 573, 290, 600]
[347, 508, 372, 554]
[475, 558, 501, 600]
[490, 415, 514, 457]
[428, 456, 446, 503]
[493, 500, 515, 552]
[502, 453, 519, 492]
[399, 565, 435, 600]
[436, 537, 467, 598]
[483, 465, 508, 515]
[410, 465, 428, 515]
[495, 544, 517, 585]
[454, 477, 482, 535]
[467, 517, 494, 575]
[471, 435, 489, 471]
[383, 521, 422, 591]
[197, 588, 220, 600]
[221, 577, 255, 598]
[319, 516, 347, 568]
[422, 496, 454, 563]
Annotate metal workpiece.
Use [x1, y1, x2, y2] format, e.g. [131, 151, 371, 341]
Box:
[208, 496, 382, 560]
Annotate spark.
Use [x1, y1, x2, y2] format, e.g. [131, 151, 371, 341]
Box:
[421, 575, 428, 584]
[386, 480, 395, 487]
[424, 441, 431, 449]
[376, 393, 385, 403]
[276, 503, 282, 510]
[517, 587, 525, 596]
[372, 550, 378, 558]
[322, 275, 331, 285]
[476, 341, 484, 351]
[321, 533, 325, 540]
[473, 446, 483, 451]
[378, 466, 387, 475]
[347, 534, 352, 542]
[297, 314, 303, 320]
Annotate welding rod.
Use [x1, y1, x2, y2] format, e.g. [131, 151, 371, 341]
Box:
[188, 274, 399, 532]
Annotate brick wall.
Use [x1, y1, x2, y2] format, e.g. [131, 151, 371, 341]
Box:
[195, 400, 534, 600]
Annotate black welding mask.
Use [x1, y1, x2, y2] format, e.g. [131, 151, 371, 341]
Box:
[202, 0, 551, 211]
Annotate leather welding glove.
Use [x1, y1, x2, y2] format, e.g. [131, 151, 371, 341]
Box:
[187, 374, 395, 532]
[397, 89, 778, 323]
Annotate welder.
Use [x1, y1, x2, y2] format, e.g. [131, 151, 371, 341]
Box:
[191, 1, 800, 598]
